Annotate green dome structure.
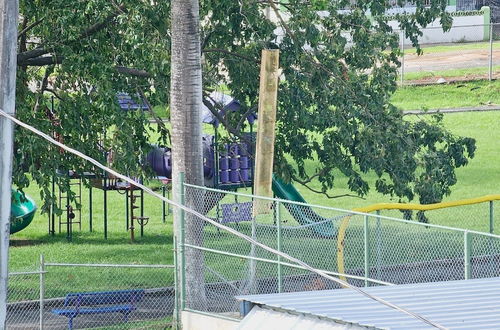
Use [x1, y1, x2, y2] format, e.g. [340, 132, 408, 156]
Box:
[10, 189, 37, 234]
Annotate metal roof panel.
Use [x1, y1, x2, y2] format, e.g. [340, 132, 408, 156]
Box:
[237, 277, 500, 329]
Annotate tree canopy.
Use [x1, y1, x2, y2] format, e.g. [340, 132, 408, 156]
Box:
[14, 0, 475, 211]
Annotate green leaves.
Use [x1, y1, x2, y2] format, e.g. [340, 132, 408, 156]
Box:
[14, 0, 474, 211]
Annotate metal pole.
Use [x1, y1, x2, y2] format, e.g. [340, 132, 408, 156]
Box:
[51, 178, 55, 235]
[489, 201, 494, 234]
[125, 189, 129, 230]
[0, 0, 19, 326]
[66, 201, 71, 241]
[464, 231, 471, 280]
[39, 255, 45, 330]
[400, 30, 405, 86]
[173, 235, 180, 329]
[89, 185, 93, 232]
[103, 180, 108, 239]
[276, 201, 282, 293]
[376, 210, 382, 280]
[140, 189, 144, 237]
[364, 215, 370, 287]
[162, 185, 166, 223]
[178, 173, 186, 310]
[489, 23, 493, 81]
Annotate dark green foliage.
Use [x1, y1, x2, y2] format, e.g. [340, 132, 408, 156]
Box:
[14, 0, 475, 211]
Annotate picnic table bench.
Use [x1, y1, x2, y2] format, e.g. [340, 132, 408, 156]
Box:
[52, 289, 145, 329]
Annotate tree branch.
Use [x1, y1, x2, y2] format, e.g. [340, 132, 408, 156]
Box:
[202, 48, 260, 64]
[18, 17, 45, 40]
[115, 66, 151, 77]
[78, 5, 126, 40]
[22, 55, 64, 66]
[17, 5, 126, 65]
[20, 55, 152, 79]
[292, 173, 366, 199]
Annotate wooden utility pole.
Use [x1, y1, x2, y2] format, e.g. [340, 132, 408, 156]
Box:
[253, 49, 280, 216]
[0, 0, 19, 326]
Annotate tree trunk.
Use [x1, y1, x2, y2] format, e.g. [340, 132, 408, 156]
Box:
[0, 0, 19, 327]
[170, 0, 207, 311]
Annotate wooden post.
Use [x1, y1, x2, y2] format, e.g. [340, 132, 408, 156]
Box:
[0, 0, 19, 327]
[253, 50, 279, 216]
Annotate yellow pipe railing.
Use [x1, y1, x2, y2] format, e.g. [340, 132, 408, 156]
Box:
[352, 194, 500, 214]
[337, 194, 500, 282]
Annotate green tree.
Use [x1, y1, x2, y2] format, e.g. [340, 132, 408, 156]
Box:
[13, 0, 474, 212]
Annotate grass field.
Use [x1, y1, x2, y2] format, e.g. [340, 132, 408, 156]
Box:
[10, 111, 500, 262]
[392, 80, 500, 110]
[402, 65, 500, 82]
[7, 94, 500, 319]
[404, 41, 500, 55]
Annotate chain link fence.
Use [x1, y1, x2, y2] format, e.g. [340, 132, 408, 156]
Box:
[397, 23, 500, 85]
[6, 261, 175, 329]
[375, 200, 500, 234]
[180, 183, 500, 318]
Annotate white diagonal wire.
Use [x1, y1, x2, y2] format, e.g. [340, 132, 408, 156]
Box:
[0, 109, 447, 329]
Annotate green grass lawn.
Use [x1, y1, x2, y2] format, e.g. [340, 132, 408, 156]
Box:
[7, 97, 500, 308]
[402, 65, 500, 82]
[404, 41, 500, 55]
[392, 80, 500, 110]
[286, 111, 500, 212]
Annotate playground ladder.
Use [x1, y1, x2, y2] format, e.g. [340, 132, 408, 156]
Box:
[58, 179, 82, 240]
[127, 188, 149, 242]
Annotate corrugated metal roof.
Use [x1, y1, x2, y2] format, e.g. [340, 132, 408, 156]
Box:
[237, 306, 361, 330]
[237, 277, 500, 329]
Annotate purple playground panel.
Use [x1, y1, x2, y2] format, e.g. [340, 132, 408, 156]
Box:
[221, 202, 253, 223]
[146, 147, 172, 178]
[219, 141, 253, 184]
[116, 92, 148, 111]
[146, 137, 253, 186]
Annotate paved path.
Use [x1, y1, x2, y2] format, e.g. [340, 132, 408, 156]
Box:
[404, 48, 500, 73]
[403, 105, 500, 115]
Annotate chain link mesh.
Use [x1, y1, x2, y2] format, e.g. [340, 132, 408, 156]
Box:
[6, 264, 175, 329]
[397, 23, 500, 85]
[7, 272, 41, 330]
[182, 184, 500, 316]
[378, 201, 499, 234]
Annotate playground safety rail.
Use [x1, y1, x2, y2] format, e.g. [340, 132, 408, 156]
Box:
[352, 195, 500, 234]
[181, 183, 500, 319]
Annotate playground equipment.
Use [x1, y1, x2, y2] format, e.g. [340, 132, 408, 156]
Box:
[10, 189, 37, 235]
[145, 92, 338, 237]
[47, 91, 337, 240]
[48, 94, 151, 241]
[272, 177, 337, 237]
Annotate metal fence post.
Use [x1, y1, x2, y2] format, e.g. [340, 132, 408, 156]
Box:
[489, 201, 494, 234]
[464, 231, 471, 280]
[376, 210, 382, 279]
[173, 236, 180, 330]
[39, 254, 45, 330]
[276, 201, 283, 293]
[489, 23, 493, 81]
[400, 30, 405, 86]
[178, 173, 186, 310]
[364, 215, 370, 287]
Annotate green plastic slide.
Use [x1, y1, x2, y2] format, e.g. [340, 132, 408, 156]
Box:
[272, 176, 337, 237]
[10, 189, 37, 234]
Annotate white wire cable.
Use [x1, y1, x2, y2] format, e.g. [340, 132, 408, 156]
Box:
[0, 109, 448, 330]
